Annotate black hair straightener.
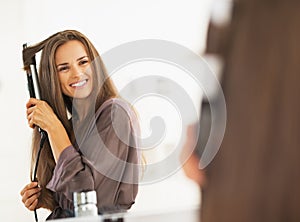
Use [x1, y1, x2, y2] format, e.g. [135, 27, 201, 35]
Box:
[22, 43, 47, 222]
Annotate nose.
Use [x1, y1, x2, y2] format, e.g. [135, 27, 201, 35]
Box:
[71, 64, 84, 78]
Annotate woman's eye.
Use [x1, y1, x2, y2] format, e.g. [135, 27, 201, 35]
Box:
[79, 60, 89, 65]
[58, 66, 69, 72]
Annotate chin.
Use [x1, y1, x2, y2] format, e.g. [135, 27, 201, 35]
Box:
[71, 89, 93, 99]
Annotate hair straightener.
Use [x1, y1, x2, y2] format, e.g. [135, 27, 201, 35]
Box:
[22, 43, 47, 222]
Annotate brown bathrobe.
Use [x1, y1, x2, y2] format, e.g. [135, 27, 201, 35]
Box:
[46, 98, 139, 219]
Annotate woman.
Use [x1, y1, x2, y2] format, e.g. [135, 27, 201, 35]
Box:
[20, 30, 140, 219]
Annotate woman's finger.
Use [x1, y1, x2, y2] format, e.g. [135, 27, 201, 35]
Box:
[25, 194, 40, 211]
[26, 106, 35, 117]
[26, 98, 39, 109]
[28, 199, 39, 211]
[21, 187, 41, 203]
[27, 112, 36, 128]
[20, 182, 38, 196]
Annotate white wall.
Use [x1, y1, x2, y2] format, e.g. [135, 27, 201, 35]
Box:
[0, 0, 213, 221]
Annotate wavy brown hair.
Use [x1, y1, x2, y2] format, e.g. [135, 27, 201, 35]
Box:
[23, 30, 117, 210]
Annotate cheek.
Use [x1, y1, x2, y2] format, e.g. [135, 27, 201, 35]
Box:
[58, 75, 69, 93]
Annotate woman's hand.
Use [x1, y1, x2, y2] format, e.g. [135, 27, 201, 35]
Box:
[20, 182, 42, 211]
[26, 98, 72, 162]
[26, 98, 59, 132]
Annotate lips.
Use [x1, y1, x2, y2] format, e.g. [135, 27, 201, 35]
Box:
[70, 79, 88, 88]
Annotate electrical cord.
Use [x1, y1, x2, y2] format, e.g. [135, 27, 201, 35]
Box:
[32, 131, 47, 222]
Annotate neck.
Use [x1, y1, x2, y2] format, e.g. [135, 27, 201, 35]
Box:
[73, 99, 91, 122]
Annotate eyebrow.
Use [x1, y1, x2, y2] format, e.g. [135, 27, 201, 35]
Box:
[56, 56, 89, 67]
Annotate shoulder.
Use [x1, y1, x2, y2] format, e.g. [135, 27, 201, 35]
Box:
[96, 98, 135, 120]
[95, 98, 139, 132]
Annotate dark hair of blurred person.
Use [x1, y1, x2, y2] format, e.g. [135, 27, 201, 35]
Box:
[201, 1, 300, 222]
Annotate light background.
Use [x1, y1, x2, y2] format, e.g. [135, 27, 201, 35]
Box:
[0, 0, 216, 221]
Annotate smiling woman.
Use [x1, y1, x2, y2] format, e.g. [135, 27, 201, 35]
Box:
[20, 30, 141, 220]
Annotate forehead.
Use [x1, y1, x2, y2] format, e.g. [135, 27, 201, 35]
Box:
[55, 40, 87, 63]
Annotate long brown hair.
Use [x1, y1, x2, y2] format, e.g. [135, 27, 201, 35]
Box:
[23, 30, 117, 210]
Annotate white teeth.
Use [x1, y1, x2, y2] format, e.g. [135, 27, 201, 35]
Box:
[71, 80, 87, 87]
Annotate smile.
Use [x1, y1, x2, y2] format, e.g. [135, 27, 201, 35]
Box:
[70, 79, 88, 88]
